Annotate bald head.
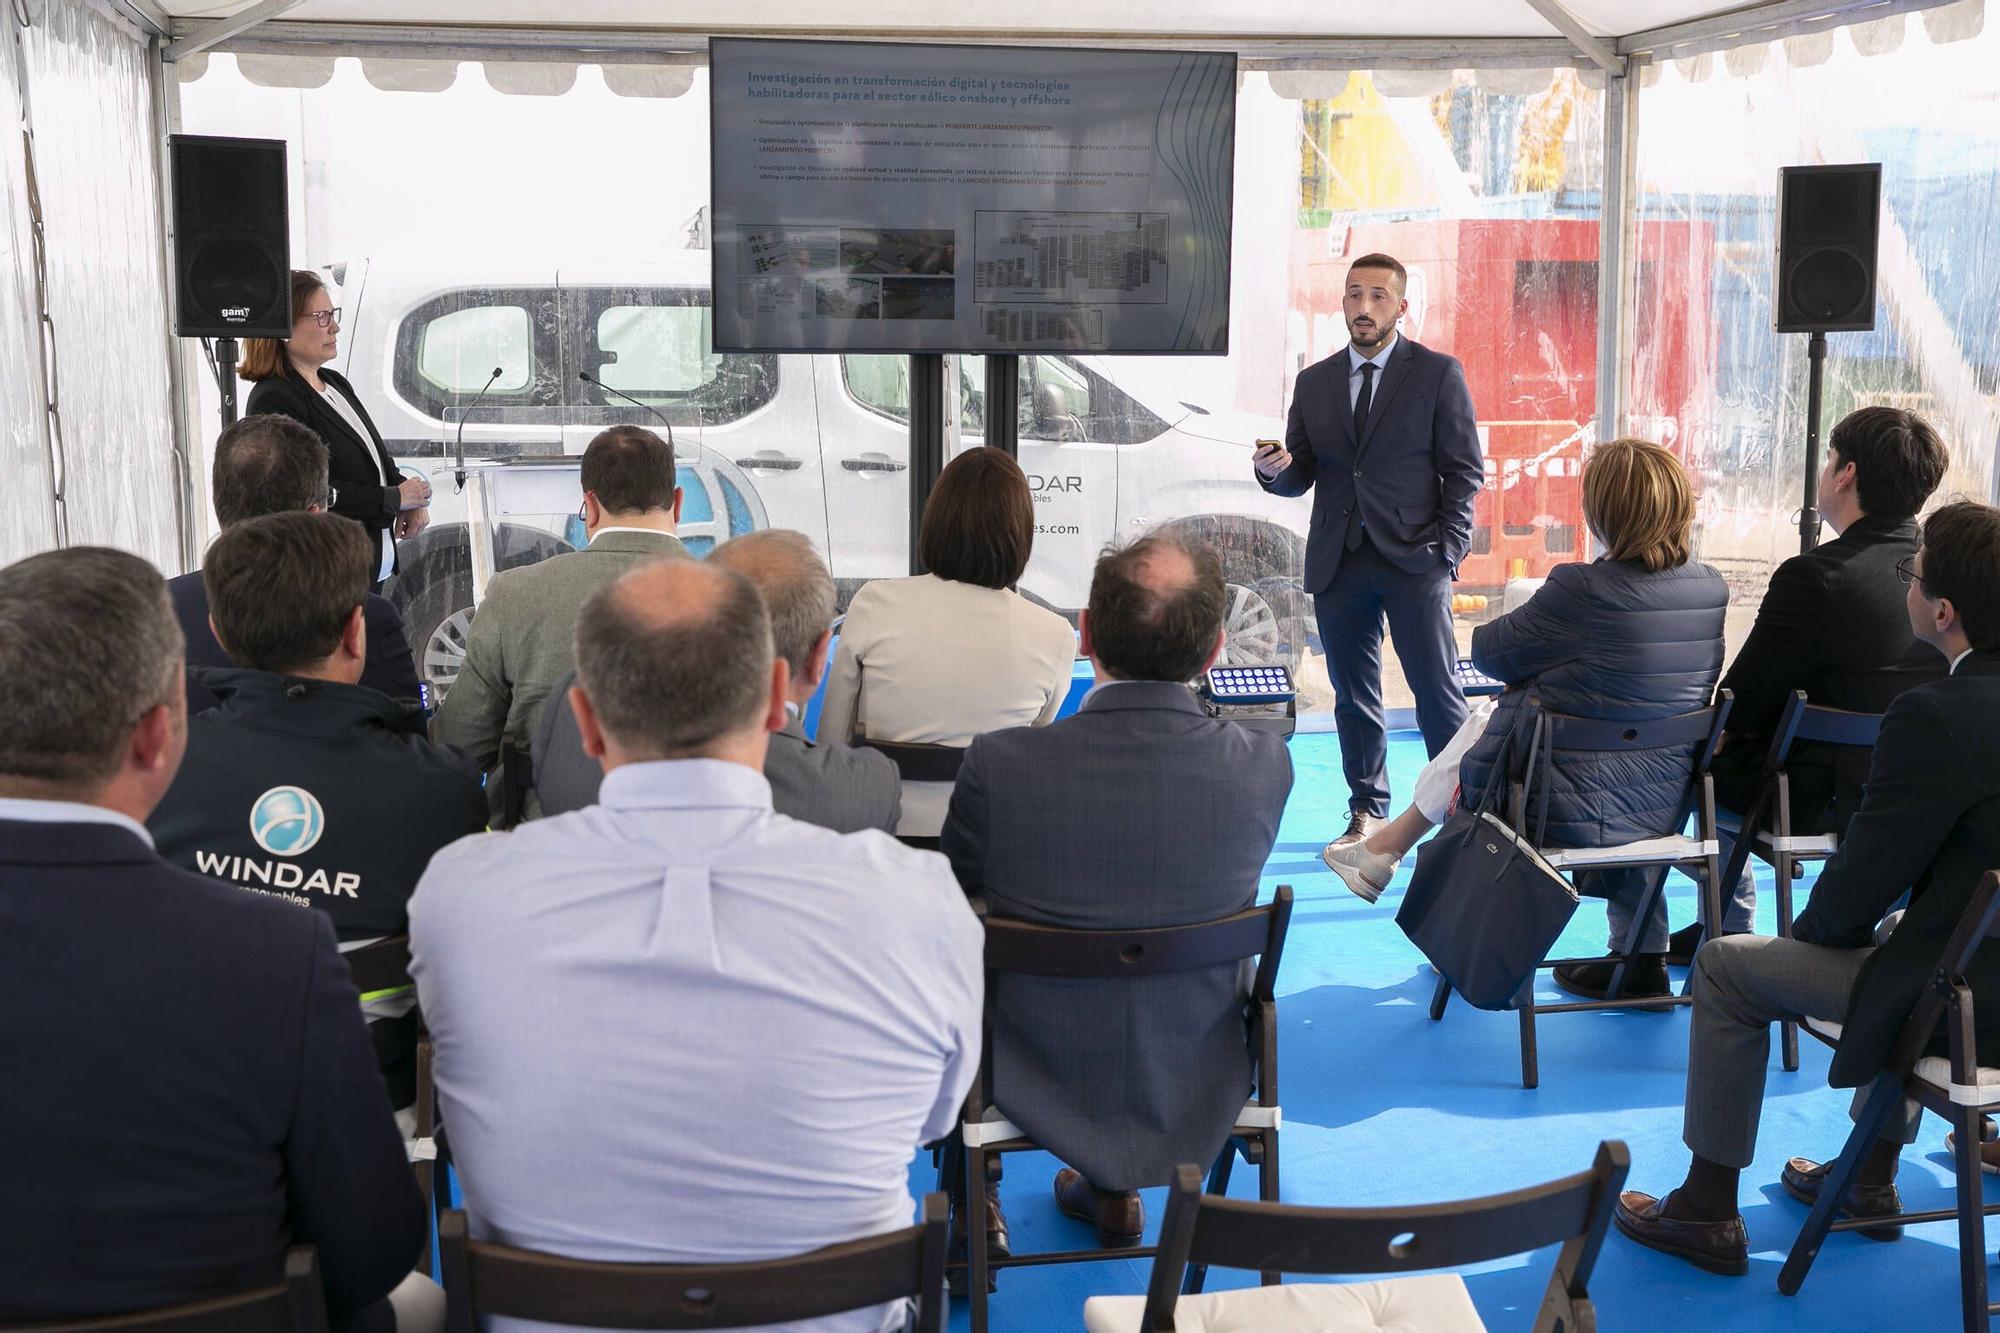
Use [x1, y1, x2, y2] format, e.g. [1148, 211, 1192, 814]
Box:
[1085, 533, 1227, 682]
[710, 530, 835, 678]
[573, 557, 775, 759]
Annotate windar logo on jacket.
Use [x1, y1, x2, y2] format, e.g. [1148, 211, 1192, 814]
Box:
[250, 786, 325, 857]
[193, 785, 359, 903]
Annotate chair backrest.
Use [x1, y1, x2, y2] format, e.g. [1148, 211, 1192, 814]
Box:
[496, 739, 535, 829]
[1769, 689, 1885, 766]
[1135, 1143, 1629, 1331]
[1536, 695, 1731, 767]
[0, 1248, 329, 1333]
[439, 1195, 948, 1333]
[1878, 872, 2000, 1083]
[857, 738, 966, 784]
[978, 885, 1294, 1004]
[342, 934, 412, 997]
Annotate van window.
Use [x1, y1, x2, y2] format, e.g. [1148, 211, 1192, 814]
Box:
[566, 291, 777, 425]
[596, 305, 724, 396]
[419, 306, 534, 395]
[842, 354, 911, 423]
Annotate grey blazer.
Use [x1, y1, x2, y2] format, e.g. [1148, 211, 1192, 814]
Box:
[939, 680, 1294, 1190]
[533, 674, 901, 836]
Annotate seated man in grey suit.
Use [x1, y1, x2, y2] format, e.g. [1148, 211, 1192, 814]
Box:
[434, 425, 687, 818]
[535, 530, 901, 834]
[940, 533, 1294, 1246]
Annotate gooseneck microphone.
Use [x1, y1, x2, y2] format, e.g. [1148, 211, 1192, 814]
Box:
[578, 370, 675, 450]
[454, 366, 506, 492]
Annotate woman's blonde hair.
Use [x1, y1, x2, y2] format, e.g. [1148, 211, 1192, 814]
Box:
[238, 270, 326, 381]
[1581, 437, 1695, 572]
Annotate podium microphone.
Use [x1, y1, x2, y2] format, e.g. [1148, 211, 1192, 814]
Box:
[578, 370, 675, 450]
[454, 366, 505, 492]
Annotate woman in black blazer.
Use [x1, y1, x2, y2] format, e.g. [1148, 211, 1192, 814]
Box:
[241, 269, 431, 586]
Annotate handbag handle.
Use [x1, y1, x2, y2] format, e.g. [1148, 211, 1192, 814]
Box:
[1463, 706, 1530, 819]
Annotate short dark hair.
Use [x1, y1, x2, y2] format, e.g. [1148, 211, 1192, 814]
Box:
[1829, 406, 1950, 520]
[918, 447, 1034, 590]
[1919, 500, 2000, 653]
[710, 530, 834, 677]
[0, 547, 184, 794]
[574, 560, 773, 757]
[1086, 533, 1227, 683]
[211, 415, 330, 525]
[204, 512, 374, 674]
[581, 425, 677, 515]
[1347, 253, 1407, 293]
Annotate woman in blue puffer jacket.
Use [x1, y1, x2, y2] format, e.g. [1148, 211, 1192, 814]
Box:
[1325, 436, 1728, 998]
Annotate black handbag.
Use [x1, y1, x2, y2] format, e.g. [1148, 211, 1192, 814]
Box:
[1395, 710, 1579, 1011]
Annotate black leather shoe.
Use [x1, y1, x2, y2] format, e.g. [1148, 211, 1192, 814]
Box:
[1665, 923, 1704, 967]
[945, 1185, 1009, 1295]
[1613, 1190, 1749, 1276]
[1553, 954, 1672, 1001]
[1779, 1156, 1904, 1241]
[1054, 1168, 1144, 1247]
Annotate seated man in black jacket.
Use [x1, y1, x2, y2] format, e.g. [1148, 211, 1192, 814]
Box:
[151, 512, 486, 1110]
[0, 546, 427, 1331]
[173, 414, 424, 727]
[1670, 407, 1949, 959]
[1616, 501, 2000, 1275]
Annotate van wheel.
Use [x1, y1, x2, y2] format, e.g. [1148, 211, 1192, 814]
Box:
[407, 580, 477, 703]
[1221, 581, 1304, 668]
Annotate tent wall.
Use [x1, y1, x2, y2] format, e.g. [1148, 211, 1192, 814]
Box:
[3, 0, 181, 571]
[0, 15, 56, 561]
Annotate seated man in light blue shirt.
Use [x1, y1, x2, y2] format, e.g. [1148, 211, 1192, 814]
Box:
[410, 557, 984, 1333]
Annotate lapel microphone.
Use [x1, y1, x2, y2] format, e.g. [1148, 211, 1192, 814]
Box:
[454, 366, 506, 493]
[578, 371, 676, 451]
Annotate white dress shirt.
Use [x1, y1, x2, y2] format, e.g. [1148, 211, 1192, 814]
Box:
[409, 759, 983, 1333]
[1346, 332, 1398, 411]
[818, 573, 1077, 837]
[0, 797, 153, 846]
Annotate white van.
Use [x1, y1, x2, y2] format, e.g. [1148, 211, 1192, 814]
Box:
[332, 256, 1315, 698]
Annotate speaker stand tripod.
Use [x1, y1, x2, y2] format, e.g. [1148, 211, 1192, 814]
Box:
[212, 336, 240, 431]
[1796, 331, 1828, 555]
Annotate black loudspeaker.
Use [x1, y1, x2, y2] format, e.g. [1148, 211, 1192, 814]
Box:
[1774, 163, 1881, 333]
[170, 134, 290, 338]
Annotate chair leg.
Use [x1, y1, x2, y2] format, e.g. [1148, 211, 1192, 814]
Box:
[1779, 1076, 1904, 1295]
[1185, 1138, 1240, 1296]
[1518, 977, 1540, 1090]
[1259, 1128, 1281, 1286]
[1776, 855, 1800, 1072]
[1956, 1101, 1991, 1333]
[966, 1142, 990, 1333]
[1429, 975, 1452, 1021]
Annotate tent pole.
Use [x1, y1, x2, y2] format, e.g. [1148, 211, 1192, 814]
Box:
[1594, 64, 1639, 453]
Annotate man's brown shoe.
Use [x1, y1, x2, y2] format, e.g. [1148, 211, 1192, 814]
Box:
[1054, 1168, 1144, 1247]
[1613, 1190, 1749, 1276]
[1779, 1157, 1903, 1241]
[945, 1186, 1008, 1296]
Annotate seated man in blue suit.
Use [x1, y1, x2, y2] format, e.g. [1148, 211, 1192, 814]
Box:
[0, 547, 428, 1331]
[173, 414, 424, 726]
[942, 533, 1294, 1248]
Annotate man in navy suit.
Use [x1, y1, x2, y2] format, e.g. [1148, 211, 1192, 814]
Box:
[0, 547, 428, 1330]
[1255, 252, 1484, 853]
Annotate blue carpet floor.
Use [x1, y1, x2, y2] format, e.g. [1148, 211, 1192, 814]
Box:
[917, 730, 1988, 1331]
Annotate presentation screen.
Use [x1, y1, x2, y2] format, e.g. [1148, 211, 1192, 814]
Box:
[709, 38, 1235, 355]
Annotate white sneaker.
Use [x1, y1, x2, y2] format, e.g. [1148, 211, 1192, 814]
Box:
[1321, 839, 1401, 904]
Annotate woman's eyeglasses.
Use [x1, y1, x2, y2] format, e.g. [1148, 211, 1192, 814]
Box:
[1896, 556, 1927, 590]
[303, 307, 342, 329]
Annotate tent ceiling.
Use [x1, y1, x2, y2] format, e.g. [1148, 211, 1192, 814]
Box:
[142, 0, 1937, 42]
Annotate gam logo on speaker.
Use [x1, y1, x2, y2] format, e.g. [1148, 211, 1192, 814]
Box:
[249, 785, 326, 857]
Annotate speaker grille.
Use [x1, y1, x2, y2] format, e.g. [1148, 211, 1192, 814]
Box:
[1774, 163, 1880, 334]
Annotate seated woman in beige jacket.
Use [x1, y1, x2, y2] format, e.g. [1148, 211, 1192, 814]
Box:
[818, 447, 1077, 839]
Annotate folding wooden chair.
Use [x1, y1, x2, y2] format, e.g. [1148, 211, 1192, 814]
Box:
[1780, 870, 2000, 1332]
[438, 1195, 948, 1332]
[1713, 690, 1884, 1070]
[1431, 694, 1733, 1087]
[1081, 1142, 1628, 1332]
[0, 1248, 329, 1333]
[857, 737, 965, 851]
[951, 887, 1294, 1333]
[342, 936, 442, 1271]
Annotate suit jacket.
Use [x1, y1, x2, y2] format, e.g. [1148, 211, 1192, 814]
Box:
[533, 674, 902, 835]
[1792, 652, 2000, 1086]
[433, 530, 689, 804]
[243, 365, 407, 560]
[167, 569, 424, 727]
[0, 815, 424, 1329]
[940, 681, 1294, 1190]
[1258, 336, 1484, 593]
[1712, 513, 1944, 828]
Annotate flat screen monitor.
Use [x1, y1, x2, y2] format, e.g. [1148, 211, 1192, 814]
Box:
[710, 37, 1235, 355]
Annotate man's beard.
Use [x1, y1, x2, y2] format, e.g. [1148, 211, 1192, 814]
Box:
[1349, 321, 1392, 349]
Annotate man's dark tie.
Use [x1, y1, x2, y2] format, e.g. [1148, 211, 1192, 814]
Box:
[1353, 361, 1376, 441]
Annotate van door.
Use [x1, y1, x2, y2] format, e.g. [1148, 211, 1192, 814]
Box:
[817, 354, 913, 586]
[559, 283, 828, 559]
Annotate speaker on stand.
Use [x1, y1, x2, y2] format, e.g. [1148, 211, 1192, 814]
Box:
[1775, 162, 1880, 555]
[168, 134, 291, 430]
